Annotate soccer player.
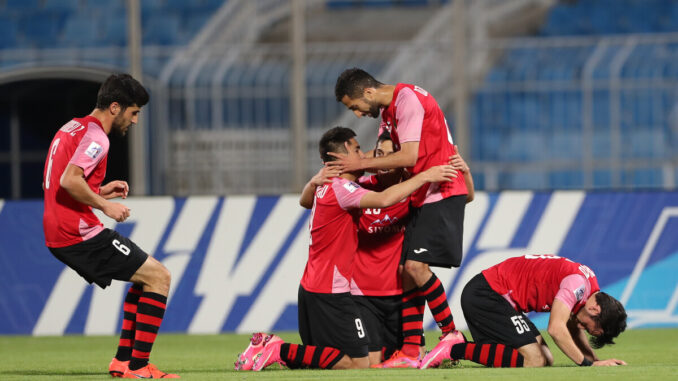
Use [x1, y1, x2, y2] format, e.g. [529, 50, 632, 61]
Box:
[235, 127, 457, 371]
[296, 132, 475, 368]
[42, 74, 178, 379]
[332, 68, 469, 366]
[420, 254, 628, 368]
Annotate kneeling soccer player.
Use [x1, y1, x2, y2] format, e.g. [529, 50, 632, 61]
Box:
[420, 254, 627, 368]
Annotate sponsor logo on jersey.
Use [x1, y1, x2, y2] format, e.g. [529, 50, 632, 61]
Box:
[316, 185, 329, 199]
[343, 181, 359, 193]
[574, 285, 586, 302]
[413, 248, 428, 254]
[85, 141, 103, 159]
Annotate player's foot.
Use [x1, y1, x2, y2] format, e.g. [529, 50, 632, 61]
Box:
[109, 358, 129, 378]
[252, 334, 284, 371]
[122, 363, 179, 378]
[234, 332, 269, 370]
[378, 350, 420, 368]
[419, 330, 466, 369]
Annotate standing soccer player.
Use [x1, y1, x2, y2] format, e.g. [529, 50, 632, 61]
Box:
[42, 74, 178, 379]
[235, 127, 457, 371]
[420, 255, 627, 368]
[333, 68, 468, 366]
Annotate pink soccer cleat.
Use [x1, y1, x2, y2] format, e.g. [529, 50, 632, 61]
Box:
[109, 357, 129, 377]
[419, 330, 466, 369]
[377, 350, 421, 368]
[252, 334, 284, 371]
[235, 332, 270, 371]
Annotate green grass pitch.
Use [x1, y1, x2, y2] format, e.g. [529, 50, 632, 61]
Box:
[1, 328, 677, 380]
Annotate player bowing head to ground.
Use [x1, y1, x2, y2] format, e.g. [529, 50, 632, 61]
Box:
[420, 255, 627, 369]
[42, 74, 178, 379]
[333, 68, 469, 367]
[235, 127, 457, 371]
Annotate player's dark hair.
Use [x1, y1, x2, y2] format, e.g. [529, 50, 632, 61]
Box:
[96, 73, 149, 110]
[377, 130, 392, 144]
[590, 292, 627, 348]
[319, 126, 356, 162]
[335, 67, 383, 102]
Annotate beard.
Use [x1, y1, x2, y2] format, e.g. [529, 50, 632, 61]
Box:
[367, 100, 381, 118]
[111, 116, 130, 137]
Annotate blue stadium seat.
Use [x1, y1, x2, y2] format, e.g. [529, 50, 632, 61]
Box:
[20, 11, 63, 48]
[0, 16, 19, 49]
[61, 15, 101, 47]
[143, 13, 182, 45]
[102, 14, 127, 46]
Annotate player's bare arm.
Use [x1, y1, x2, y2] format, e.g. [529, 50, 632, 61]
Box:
[567, 316, 598, 361]
[359, 164, 456, 209]
[299, 166, 340, 209]
[99, 180, 129, 200]
[449, 147, 474, 203]
[548, 298, 592, 365]
[60, 164, 130, 222]
[327, 141, 418, 173]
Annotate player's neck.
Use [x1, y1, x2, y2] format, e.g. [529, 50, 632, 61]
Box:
[89, 109, 113, 134]
[340, 172, 358, 182]
[377, 84, 396, 107]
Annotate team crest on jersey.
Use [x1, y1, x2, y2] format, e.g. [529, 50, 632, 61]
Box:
[85, 142, 103, 159]
[316, 185, 329, 199]
[343, 182, 359, 193]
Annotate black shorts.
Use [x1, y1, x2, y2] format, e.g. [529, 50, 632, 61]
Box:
[401, 195, 465, 268]
[298, 286, 369, 358]
[353, 295, 401, 356]
[461, 273, 539, 348]
[48, 229, 149, 289]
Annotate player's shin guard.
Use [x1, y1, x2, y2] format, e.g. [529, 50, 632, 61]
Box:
[401, 288, 425, 357]
[451, 342, 524, 367]
[280, 343, 344, 369]
[129, 292, 167, 371]
[115, 284, 143, 361]
[420, 274, 455, 334]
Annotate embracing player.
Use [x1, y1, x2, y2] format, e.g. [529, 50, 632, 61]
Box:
[235, 127, 456, 371]
[333, 68, 469, 366]
[420, 255, 627, 368]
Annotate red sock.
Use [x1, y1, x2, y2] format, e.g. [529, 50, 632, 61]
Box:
[420, 274, 455, 333]
[451, 342, 524, 367]
[115, 284, 143, 361]
[401, 288, 425, 357]
[129, 292, 167, 370]
[281, 343, 344, 369]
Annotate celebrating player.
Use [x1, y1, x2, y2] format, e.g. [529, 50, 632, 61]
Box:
[420, 254, 627, 368]
[235, 127, 457, 371]
[333, 68, 469, 366]
[42, 74, 178, 379]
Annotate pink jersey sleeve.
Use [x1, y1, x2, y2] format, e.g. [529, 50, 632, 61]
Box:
[332, 178, 369, 210]
[69, 123, 109, 177]
[394, 87, 424, 143]
[554, 274, 590, 311]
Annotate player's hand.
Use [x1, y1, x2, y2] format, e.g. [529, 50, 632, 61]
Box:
[448, 146, 469, 173]
[593, 359, 627, 366]
[100, 180, 129, 200]
[103, 201, 131, 222]
[422, 164, 457, 183]
[326, 146, 363, 173]
[310, 165, 341, 187]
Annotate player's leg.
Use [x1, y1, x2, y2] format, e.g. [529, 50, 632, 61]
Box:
[402, 196, 465, 337]
[353, 296, 385, 366]
[110, 284, 143, 376]
[98, 231, 177, 379]
[422, 273, 536, 369]
[535, 335, 554, 366]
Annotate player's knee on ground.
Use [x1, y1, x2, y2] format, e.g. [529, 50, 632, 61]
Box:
[519, 343, 549, 367]
[332, 355, 369, 369]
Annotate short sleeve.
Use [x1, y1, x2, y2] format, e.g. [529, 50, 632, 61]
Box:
[332, 179, 370, 210]
[554, 274, 590, 311]
[394, 88, 424, 143]
[68, 124, 108, 177]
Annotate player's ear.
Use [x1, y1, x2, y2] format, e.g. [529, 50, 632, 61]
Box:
[363, 87, 376, 100]
[109, 102, 121, 116]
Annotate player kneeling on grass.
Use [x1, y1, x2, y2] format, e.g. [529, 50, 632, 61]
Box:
[420, 254, 627, 369]
[235, 127, 457, 371]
